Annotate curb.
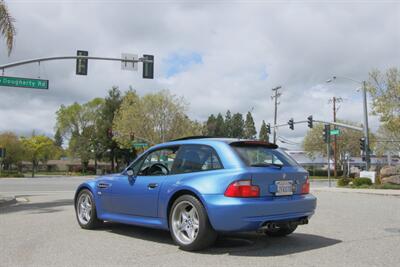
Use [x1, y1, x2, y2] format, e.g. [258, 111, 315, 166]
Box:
[0, 195, 17, 207]
[311, 187, 400, 197]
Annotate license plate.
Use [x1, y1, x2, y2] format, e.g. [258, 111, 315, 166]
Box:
[275, 180, 293, 196]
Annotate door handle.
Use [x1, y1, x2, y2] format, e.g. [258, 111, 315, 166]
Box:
[148, 183, 158, 189]
[97, 182, 110, 189]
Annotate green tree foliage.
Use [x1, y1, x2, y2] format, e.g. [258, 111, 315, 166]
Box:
[0, 131, 23, 170]
[21, 135, 57, 177]
[113, 90, 201, 147]
[55, 98, 104, 172]
[206, 114, 217, 136]
[223, 110, 233, 137]
[214, 113, 225, 137]
[0, 1, 16, 56]
[54, 129, 63, 147]
[244, 112, 257, 139]
[98, 87, 124, 171]
[367, 68, 400, 133]
[259, 120, 269, 142]
[231, 113, 244, 138]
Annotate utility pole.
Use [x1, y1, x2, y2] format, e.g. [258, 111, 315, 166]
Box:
[362, 81, 371, 170]
[271, 86, 282, 144]
[329, 97, 342, 177]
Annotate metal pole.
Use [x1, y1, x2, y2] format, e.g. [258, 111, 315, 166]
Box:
[0, 55, 153, 71]
[327, 142, 331, 187]
[362, 81, 371, 170]
[333, 97, 338, 178]
[271, 86, 281, 144]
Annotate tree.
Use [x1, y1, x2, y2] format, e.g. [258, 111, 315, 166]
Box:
[55, 98, 104, 173]
[98, 87, 123, 171]
[231, 113, 244, 138]
[54, 129, 63, 147]
[374, 124, 400, 156]
[214, 113, 225, 137]
[259, 120, 269, 142]
[113, 90, 200, 148]
[244, 112, 257, 139]
[0, 131, 23, 171]
[21, 135, 57, 177]
[206, 114, 217, 136]
[0, 0, 16, 56]
[223, 110, 233, 137]
[367, 68, 400, 133]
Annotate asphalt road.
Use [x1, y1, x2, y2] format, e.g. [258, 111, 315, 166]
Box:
[1, 176, 399, 267]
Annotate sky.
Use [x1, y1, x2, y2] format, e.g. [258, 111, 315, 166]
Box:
[0, 0, 399, 149]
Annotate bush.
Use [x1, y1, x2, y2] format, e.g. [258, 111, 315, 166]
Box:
[337, 177, 351, 186]
[353, 177, 372, 187]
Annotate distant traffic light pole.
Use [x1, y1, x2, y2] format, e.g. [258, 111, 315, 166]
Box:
[326, 76, 370, 170]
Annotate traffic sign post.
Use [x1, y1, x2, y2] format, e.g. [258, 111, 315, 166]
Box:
[0, 76, 48, 90]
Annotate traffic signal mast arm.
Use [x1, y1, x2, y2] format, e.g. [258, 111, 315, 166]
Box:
[273, 119, 363, 132]
[0, 55, 154, 72]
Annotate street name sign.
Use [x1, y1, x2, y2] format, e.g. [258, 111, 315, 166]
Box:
[330, 129, 340, 136]
[0, 76, 48, 90]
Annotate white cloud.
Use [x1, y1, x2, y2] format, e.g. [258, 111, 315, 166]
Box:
[0, 1, 398, 147]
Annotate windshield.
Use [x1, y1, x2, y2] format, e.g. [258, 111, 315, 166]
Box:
[232, 146, 299, 167]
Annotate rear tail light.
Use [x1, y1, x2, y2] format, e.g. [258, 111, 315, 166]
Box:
[224, 180, 260, 198]
[301, 176, 310, 194]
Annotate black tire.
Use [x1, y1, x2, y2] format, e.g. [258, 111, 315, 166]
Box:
[264, 223, 297, 237]
[75, 189, 102, 229]
[169, 195, 217, 251]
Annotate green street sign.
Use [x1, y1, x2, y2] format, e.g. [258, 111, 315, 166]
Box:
[330, 129, 340, 136]
[0, 76, 49, 90]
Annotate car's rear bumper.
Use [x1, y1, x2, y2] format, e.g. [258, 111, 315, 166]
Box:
[202, 193, 317, 232]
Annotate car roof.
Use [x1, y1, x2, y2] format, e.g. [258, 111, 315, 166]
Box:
[151, 137, 278, 149]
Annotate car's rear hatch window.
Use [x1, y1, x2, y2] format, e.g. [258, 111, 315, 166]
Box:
[230, 141, 307, 196]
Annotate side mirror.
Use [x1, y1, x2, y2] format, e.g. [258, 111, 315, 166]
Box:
[126, 169, 134, 177]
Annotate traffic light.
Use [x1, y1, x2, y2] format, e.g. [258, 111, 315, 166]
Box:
[359, 137, 366, 152]
[288, 118, 294, 130]
[76, 50, 88, 75]
[266, 123, 271, 134]
[142, 54, 154, 79]
[307, 115, 313, 128]
[322, 124, 330, 143]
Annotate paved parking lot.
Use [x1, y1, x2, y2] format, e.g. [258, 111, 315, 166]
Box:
[1, 177, 400, 266]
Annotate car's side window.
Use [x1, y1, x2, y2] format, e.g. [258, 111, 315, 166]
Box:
[172, 145, 223, 174]
[138, 147, 179, 176]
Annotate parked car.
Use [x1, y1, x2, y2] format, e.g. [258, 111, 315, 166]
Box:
[74, 137, 317, 251]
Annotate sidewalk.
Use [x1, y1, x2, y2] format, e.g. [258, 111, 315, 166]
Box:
[312, 187, 400, 196]
[0, 195, 16, 207]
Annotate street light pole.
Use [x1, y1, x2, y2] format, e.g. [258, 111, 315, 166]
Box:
[326, 76, 371, 170]
[362, 81, 371, 170]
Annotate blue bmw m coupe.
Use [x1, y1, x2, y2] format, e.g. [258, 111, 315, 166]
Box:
[75, 137, 317, 251]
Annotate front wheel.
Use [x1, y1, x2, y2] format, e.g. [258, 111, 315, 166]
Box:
[169, 195, 217, 251]
[75, 189, 102, 229]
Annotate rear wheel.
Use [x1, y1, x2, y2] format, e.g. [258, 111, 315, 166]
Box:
[264, 223, 297, 237]
[75, 189, 102, 229]
[169, 195, 217, 251]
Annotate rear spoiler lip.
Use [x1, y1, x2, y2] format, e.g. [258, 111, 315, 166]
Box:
[229, 140, 279, 149]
